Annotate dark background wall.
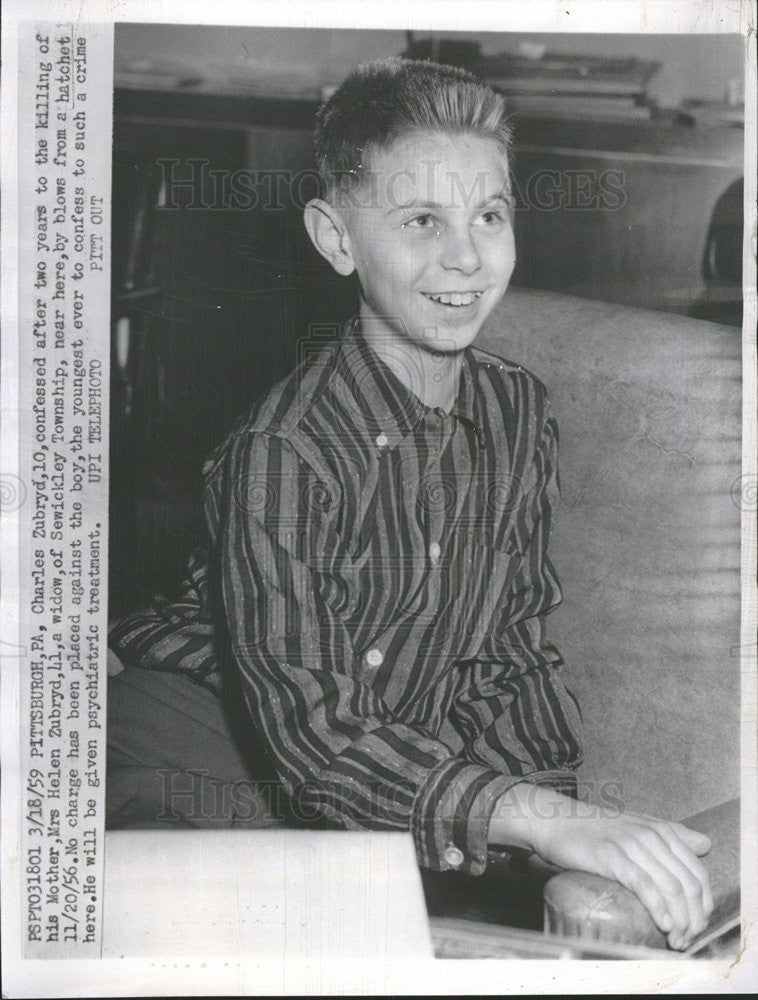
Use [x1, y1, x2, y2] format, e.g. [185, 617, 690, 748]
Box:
[115, 26, 743, 108]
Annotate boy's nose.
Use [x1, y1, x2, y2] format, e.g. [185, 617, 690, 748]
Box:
[438, 226, 481, 274]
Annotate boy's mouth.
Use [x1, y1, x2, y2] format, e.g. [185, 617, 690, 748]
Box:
[422, 291, 483, 307]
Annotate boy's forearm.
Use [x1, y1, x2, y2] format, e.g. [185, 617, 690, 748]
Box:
[487, 781, 566, 853]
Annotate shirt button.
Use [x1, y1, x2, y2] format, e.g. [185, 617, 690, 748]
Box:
[375, 433, 389, 448]
[429, 542, 441, 565]
[365, 648, 384, 668]
[444, 844, 464, 869]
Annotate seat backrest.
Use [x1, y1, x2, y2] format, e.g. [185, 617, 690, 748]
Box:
[478, 288, 742, 820]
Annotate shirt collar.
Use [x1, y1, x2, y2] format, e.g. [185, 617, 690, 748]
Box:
[333, 321, 483, 452]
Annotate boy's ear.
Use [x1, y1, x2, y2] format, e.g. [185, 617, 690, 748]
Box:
[303, 199, 355, 277]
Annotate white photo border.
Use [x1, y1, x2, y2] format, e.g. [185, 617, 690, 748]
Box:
[2, 1, 756, 995]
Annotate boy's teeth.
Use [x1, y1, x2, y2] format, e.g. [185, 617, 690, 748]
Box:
[426, 291, 481, 306]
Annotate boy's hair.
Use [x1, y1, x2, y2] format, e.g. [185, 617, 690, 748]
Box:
[314, 57, 513, 203]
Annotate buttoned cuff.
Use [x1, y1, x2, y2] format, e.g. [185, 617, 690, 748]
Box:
[411, 760, 578, 875]
[411, 759, 522, 875]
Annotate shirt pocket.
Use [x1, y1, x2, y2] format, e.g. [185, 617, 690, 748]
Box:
[474, 532, 522, 594]
[454, 535, 523, 657]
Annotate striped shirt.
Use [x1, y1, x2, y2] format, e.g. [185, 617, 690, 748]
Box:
[111, 327, 584, 874]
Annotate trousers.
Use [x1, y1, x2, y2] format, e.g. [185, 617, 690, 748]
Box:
[106, 666, 289, 830]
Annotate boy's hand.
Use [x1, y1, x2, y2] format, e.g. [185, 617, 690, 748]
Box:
[490, 784, 713, 950]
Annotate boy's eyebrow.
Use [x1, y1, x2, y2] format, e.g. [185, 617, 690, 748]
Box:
[386, 190, 513, 215]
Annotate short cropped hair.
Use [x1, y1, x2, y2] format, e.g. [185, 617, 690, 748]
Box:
[314, 57, 512, 203]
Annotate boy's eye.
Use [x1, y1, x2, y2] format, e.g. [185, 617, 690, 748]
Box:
[403, 214, 436, 229]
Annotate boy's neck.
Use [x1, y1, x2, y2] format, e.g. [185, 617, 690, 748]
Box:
[359, 321, 464, 413]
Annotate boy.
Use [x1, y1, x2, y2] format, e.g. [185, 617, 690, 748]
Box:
[108, 58, 712, 950]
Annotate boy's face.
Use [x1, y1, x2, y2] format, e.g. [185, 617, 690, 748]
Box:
[340, 130, 516, 356]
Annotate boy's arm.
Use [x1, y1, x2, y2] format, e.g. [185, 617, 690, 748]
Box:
[212, 429, 545, 874]
[450, 384, 582, 786]
[108, 548, 225, 694]
[448, 391, 712, 949]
